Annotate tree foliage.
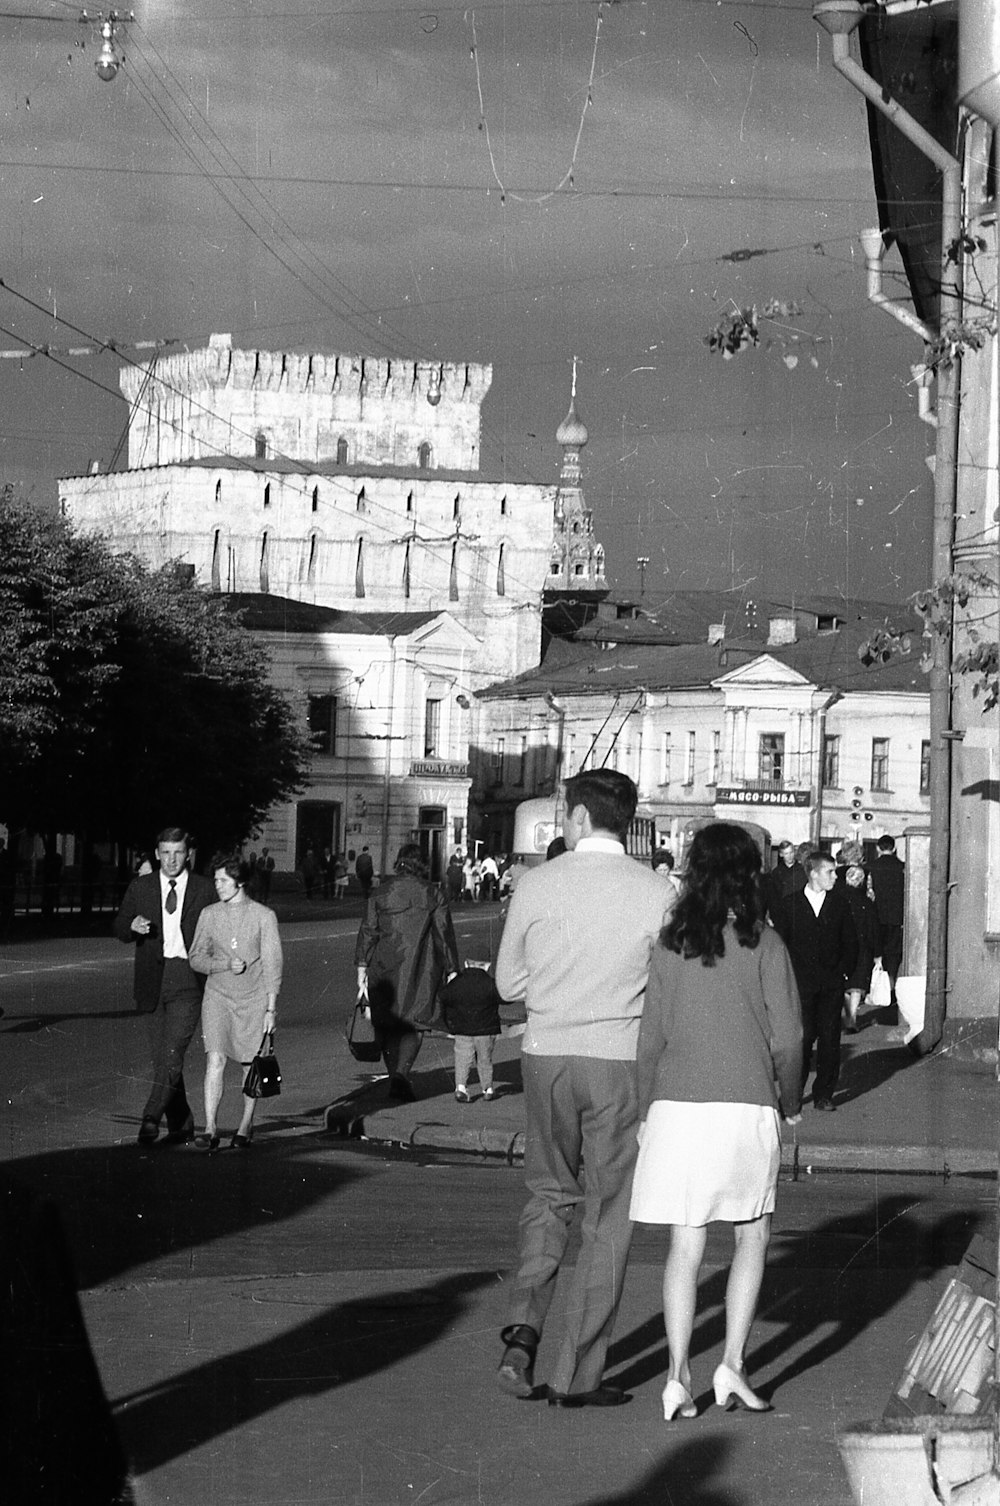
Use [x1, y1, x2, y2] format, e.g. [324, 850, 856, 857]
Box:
[0, 491, 310, 855]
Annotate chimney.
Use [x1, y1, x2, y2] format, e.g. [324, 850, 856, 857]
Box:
[767, 615, 797, 646]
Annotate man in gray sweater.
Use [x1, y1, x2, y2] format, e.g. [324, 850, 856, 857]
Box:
[495, 769, 674, 1408]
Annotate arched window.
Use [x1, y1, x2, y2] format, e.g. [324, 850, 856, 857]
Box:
[500, 495, 507, 516]
[259, 533, 270, 594]
[263, 483, 271, 509]
[402, 540, 411, 599]
[356, 486, 366, 513]
[336, 437, 348, 465]
[211, 529, 221, 592]
[418, 441, 432, 470]
[406, 490, 414, 515]
[496, 543, 506, 597]
[255, 433, 267, 459]
[311, 485, 319, 514]
[355, 539, 365, 598]
[449, 541, 459, 601]
[452, 493, 461, 519]
[215, 479, 222, 507]
[306, 533, 318, 586]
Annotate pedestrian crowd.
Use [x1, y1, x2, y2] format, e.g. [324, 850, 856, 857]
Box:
[110, 795, 903, 1421]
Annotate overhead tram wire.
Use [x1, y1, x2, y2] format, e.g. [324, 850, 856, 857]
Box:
[121, 22, 535, 484]
[0, 285, 554, 606]
[0, 158, 936, 209]
[119, 53, 398, 359]
[125, 22, 408, 361]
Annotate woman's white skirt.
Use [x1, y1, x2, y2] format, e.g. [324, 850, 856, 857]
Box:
[629, 1100, 781, 1226]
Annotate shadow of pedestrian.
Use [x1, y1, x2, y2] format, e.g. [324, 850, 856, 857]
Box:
[114, 1270, 494, 1472]
[579, 1437, 743, 1505]
[608, 1195, 981, 1402]
[3, 1135, 366, 1290]
[837, 1043, 918, 1104]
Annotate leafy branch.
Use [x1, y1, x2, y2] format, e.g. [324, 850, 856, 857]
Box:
[704, 299, 824, 367]
[858, 570, 1000, 711]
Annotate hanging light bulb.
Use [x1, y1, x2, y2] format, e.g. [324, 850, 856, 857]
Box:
[95, 21, 118, 82]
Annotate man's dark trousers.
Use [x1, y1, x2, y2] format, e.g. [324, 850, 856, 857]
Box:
[796, 976, 843, 1103]
[142, 958, 202, 1130]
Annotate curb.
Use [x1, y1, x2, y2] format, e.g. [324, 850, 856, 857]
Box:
[322, 1110, 997, 1178]
[324, 1105, 525, 1160]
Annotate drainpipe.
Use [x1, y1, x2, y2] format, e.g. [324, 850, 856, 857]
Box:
[860, 226, 934, 343]
[815, 0, 962, 1056]
[909, 363, 938, 430]
[957, 4, 1000, 1479]
[379, 637, 398, 878]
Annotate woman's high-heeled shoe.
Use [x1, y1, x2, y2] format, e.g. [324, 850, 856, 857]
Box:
[662, 1380, 698, 1420]
[712, 1363, 771, 1413]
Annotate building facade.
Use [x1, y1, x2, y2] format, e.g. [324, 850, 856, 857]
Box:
[59, 336, 607, 872]
[473, 597, 930, 864]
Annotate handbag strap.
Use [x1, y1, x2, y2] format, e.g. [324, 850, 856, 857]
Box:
[257, 1030, 273, 1055]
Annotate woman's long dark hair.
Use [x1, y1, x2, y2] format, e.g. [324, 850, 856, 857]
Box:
[394, 842, 429, 879]
[661, 823, 764, 966]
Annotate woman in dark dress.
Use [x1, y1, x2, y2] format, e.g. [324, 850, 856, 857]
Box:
[843, 864, 879, 1031]
[354, 844, 460, 1101]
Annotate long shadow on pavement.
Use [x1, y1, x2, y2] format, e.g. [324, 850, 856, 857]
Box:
[113, 1270, 495, 1472]
[1, 1134, 367, 1289]
[608, 1195, 983, 1403]
[836, 1041, 918, 1105]
[580, 1437, 743, 1506]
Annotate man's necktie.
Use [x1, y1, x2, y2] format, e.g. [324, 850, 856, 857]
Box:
[165, 880, 178, 915]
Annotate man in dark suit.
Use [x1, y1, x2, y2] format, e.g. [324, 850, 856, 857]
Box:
[869, 835, 905, 1001]
[773, 850, 857, 1113]
[763, 839, 805, 922]
[113, 827, 216, 1145]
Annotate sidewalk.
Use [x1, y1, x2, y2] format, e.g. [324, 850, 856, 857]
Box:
[322, 1007, 1000, 1177]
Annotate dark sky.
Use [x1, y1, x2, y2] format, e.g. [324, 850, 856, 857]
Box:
[0, 0, 934, 602]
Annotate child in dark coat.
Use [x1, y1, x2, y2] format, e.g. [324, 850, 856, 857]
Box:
[439, 960, 502, 1103]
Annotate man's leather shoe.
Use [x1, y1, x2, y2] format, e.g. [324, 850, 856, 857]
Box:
[814, 1098, 836, 1112]
[546, 1385, 631, 1408]
[137, 1118, 159, 1145]
[497, 1325, 538, 1398]
[160, 1115, 195, 1145]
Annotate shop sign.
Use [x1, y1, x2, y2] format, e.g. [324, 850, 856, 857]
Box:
[715, 787, 811, 808]
[409, 760, 469, 779]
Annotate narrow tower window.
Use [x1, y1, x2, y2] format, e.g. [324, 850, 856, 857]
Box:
[449, 541, 459, 601]
[311, 485, 319, 514]
[259, 532, 270, 594]
[496, 543, 506, 597]
[355, 539, 365, 598]
[336, 437, 349, 464]
[263, 483, 271, 509]
[211, 529, 221, 592]
[402, 540, 411, 599]
[418, 441, 432, 469]
[255, 433, 267, 459]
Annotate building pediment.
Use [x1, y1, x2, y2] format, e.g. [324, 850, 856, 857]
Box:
[712, 654, 813, 691]
[407, 612, 482, 652]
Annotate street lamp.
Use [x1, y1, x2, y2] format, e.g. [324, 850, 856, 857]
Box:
[80, 9, 134, 84]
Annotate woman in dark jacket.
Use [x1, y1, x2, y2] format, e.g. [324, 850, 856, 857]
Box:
[843, 864, 879, 1031]
[354, 844, 460, 1101]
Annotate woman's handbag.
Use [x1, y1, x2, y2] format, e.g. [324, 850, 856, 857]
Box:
[345, 992, 382, 1063]
[869, 960, 892, 1011]
[244, 1032, 282, 1098]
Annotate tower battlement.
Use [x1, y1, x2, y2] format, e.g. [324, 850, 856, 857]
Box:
[120, 335, 492, 473]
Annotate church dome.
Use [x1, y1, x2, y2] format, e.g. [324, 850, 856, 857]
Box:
[556, 398, 588, 448]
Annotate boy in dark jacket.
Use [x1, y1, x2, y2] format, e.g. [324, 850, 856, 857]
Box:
[440, 960, 502, 1103]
